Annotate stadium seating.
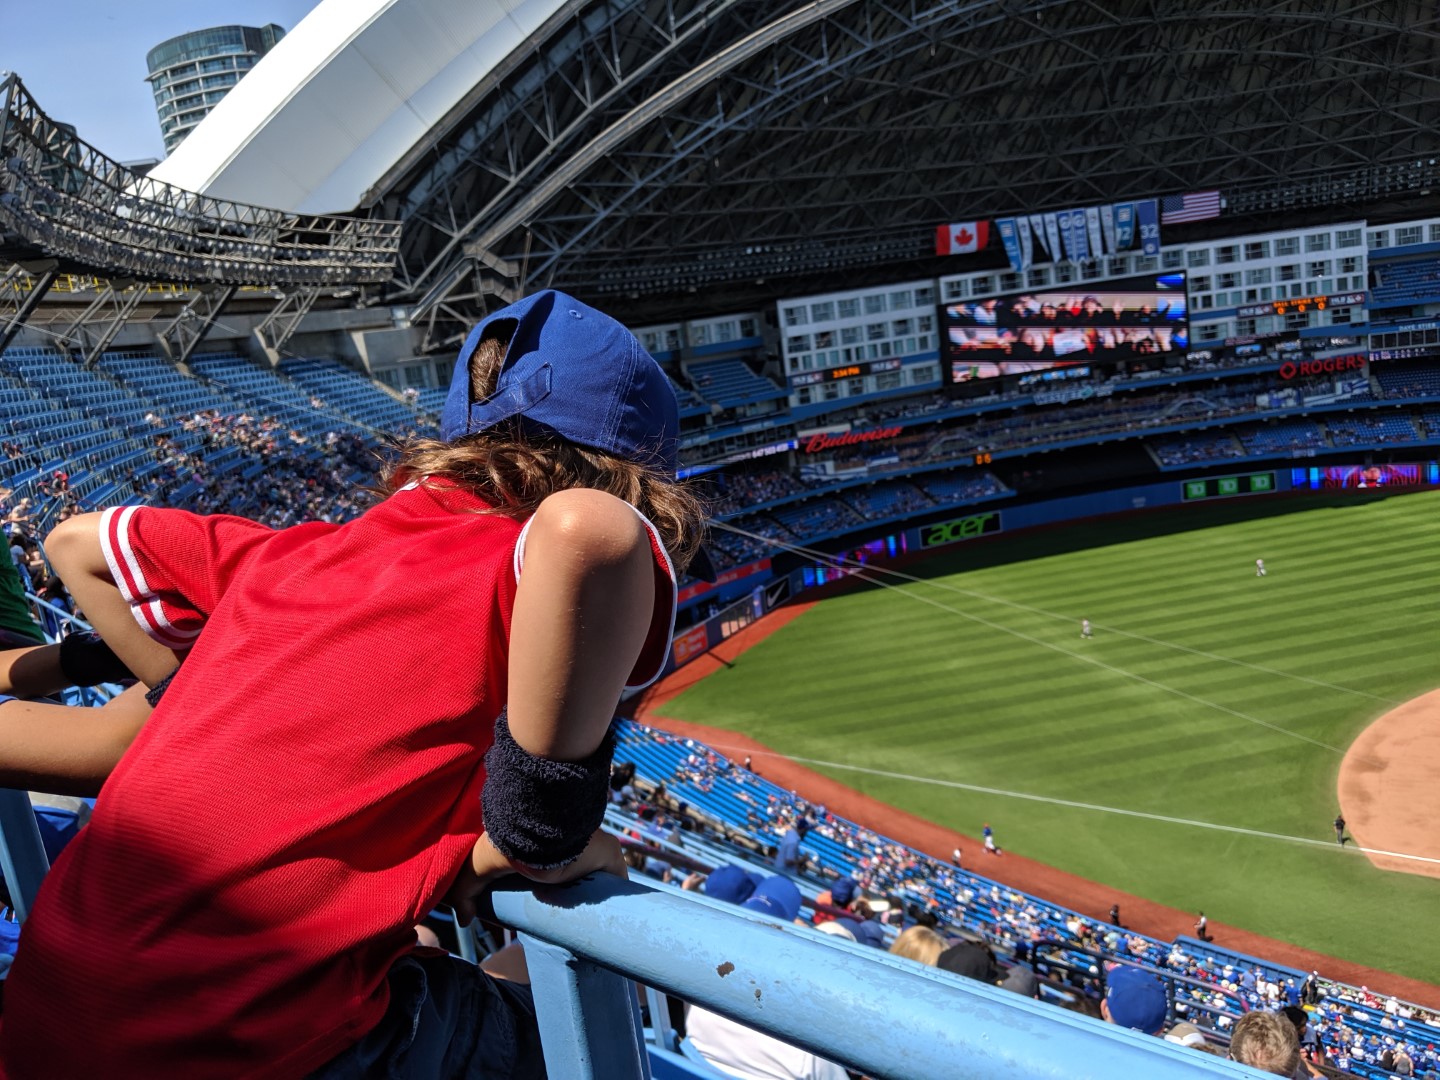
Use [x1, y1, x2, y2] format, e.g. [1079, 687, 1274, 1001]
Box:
[1325, 415, 1421, 446]
[1149, 432, 1247, 467]
[1374, 364, 1440, 399]
[841, 480, 933, 521]
[1235, 420, 1326, 455]
[673, 383, 712, 419]
[769, 498, 863, 538]
[919, 471, 1009, 504]
[280, 357, 434, 434]
[1370, 257, 1440, 306]
[685, 358, 788, 408]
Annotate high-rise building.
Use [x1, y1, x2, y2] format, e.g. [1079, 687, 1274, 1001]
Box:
[146, 24, 285, 156]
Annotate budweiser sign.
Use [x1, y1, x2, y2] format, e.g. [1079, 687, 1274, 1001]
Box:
[802, 425, 904, 454]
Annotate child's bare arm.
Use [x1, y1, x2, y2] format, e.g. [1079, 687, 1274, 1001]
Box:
[449, 489, 659, 911]
[44, 514, 185, 687]
[505, 487, 656, 762]
[0, 644, 65, 698]
[0, 684, 152, 797]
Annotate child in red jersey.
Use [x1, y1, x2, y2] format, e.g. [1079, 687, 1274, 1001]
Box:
[0, 291, 707, 1079]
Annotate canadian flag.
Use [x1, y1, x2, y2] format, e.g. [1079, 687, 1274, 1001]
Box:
[935, 220, 990, 256]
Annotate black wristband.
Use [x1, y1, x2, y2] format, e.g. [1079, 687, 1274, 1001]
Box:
[144, 667, 179, 708]
[480, 709, 616, 870]
[58, 630, 135, 687]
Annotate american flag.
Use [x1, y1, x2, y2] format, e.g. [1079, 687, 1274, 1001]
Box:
[1160, 191, 1222, 224]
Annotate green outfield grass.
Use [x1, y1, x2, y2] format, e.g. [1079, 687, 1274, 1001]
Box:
[665, 489, 1440, 984]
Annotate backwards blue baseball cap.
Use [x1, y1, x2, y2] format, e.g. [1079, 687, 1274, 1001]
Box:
[441, 290, 717, 581]
[440, 290, 678, 475]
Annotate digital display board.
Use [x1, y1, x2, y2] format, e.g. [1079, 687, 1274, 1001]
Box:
[1235, 291, 1367, 319]
[943, 273, 1188, 384]
[1182, 473, 1277, 501]
[800, 533, 907, 587]
[1291, 463, 1440, 490]
[788, 358, 903, 388]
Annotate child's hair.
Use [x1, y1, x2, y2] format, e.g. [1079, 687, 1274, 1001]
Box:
[381, 332, 707, 573]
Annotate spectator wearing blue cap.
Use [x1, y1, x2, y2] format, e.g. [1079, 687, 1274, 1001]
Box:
[702, 864, 763, 906]
[1102, 965, 1169, 1035]
[812, 874, 858, 927]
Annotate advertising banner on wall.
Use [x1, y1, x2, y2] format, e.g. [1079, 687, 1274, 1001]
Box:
[917, 510, 1003, 549]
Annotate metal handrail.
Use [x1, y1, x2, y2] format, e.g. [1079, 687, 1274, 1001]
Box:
[488, 874, 1269, 1080]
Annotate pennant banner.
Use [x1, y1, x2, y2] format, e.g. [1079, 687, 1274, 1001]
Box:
[1028, 214, 1049, 259]
[1100, 204, 1117, 256]
[1018, 218, 1034, 270]
[1085, 207, 1103, 261]
[1072, 209, 1090, 262]
[1043, 214, 1063, 266]
[996, 217, 1025, 273]
[1057, 211, 1076, 261]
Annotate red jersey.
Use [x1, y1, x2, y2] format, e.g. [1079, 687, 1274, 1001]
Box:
[0, 480, 676, 1078]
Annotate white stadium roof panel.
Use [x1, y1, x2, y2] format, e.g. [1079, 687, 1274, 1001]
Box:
[147, 0, 569, 215]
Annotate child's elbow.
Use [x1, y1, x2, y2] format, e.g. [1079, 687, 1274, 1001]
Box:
[43, 513, 106, 574]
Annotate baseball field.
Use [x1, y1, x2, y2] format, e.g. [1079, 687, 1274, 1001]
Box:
[662, 489, 1440, 985]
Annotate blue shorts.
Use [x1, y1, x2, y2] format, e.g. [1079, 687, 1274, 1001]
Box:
[309, 952, 547, 1079]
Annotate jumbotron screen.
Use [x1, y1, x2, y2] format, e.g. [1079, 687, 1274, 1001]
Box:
[943, 272, 1188, 384]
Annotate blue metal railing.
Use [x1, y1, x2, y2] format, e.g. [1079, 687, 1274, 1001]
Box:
[489, 874, 1269, 1080]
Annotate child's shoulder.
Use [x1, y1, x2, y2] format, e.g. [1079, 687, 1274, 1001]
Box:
[523, 490, 653, 566]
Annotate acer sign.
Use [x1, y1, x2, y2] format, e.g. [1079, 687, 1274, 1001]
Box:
[802, 426, 904, 454]
[1278, 354, 1365, 380]
[919, 511, 1003, 549]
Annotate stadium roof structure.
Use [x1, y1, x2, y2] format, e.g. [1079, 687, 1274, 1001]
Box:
[50, 1, 1440, 347]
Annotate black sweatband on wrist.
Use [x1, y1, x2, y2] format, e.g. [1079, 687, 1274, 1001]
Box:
[58, 630, 135, 688]
[144, 667, 179, 708]
[480, 709, 616, 871]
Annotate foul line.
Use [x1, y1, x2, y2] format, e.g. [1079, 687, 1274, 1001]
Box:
[699, 741, 1440, 869]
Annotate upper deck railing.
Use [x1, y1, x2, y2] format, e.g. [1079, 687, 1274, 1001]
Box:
[0, 73, 401, 287]
[489, 874, 1270, 1080]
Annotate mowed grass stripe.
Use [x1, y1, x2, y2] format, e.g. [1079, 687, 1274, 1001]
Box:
[666, 491, 1440, 983]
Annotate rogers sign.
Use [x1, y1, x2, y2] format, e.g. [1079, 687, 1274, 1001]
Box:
[802, 425, 903, 453]
[1279, 355, 1365, 380]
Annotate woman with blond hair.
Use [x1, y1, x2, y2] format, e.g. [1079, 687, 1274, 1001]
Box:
[889, 925, 949, 967]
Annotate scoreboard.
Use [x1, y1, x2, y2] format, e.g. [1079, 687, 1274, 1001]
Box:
[1182, 472, 1276, 501]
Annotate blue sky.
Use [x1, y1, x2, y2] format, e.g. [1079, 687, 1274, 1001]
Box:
[2, 1, 322, 163]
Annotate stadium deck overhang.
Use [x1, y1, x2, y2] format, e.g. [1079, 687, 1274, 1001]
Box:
[40, 1, 1440, 350]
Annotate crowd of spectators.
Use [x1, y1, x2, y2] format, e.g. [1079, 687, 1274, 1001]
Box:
[704, 468, 808, 516]
[612, 723, 1440, 1078]
[144, 410, 376, 528]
